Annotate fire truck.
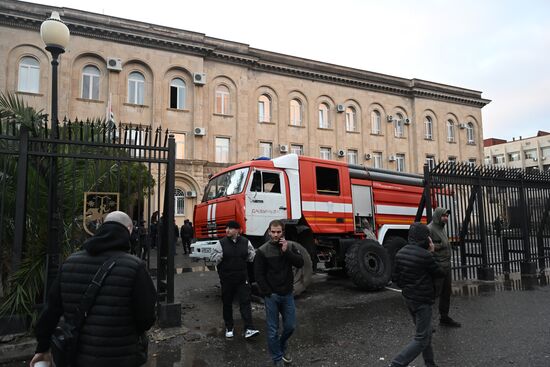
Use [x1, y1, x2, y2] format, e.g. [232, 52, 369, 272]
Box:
[192, 154, 429, 293]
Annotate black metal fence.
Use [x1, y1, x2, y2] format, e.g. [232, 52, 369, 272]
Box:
[420, 162, 550, 280]
[0, 116, 176, 312]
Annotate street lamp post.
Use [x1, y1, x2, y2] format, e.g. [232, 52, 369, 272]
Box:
[40, 11, 70, 299]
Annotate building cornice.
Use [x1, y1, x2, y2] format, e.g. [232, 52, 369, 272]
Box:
[0, 0, 491, 108]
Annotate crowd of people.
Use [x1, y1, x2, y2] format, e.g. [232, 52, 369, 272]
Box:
[30, 206, 460, 367]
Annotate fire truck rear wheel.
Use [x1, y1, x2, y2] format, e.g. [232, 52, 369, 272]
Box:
[293, 243, 313, 296]
[383, 236, 407, 273]
[345, 240, 391, 290]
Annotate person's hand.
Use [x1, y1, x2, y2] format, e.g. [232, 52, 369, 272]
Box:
[29, 352, 51, 366]
[428, 237, 435, 253]
[280, 238, 288, 252]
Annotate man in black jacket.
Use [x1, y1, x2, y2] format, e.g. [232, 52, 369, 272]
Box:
[210, 220, 259, 339]
[180, 219, 193, 255]
[390, 222, 445, 367]
[30, 211, 157, 367]
[254, 220, 304, 366]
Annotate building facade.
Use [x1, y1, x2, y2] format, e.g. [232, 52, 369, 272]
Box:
[484, 131, 550, 172]
[0, 0, 490, 223]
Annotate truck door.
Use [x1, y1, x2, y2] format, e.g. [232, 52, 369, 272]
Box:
[245, 169, 288, 236]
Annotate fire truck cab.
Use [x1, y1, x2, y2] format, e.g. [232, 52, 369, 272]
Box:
[193, 154, 427, 292]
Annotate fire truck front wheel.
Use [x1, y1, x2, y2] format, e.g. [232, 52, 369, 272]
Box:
[345, 240, 391, 290]
[293, 243, 313, 296]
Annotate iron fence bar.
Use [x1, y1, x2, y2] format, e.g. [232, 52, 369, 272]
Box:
[165, 134, 176, 303]
[12, 127, 29, 272]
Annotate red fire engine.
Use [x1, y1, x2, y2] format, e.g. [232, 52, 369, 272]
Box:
[193, 154, 430, 292]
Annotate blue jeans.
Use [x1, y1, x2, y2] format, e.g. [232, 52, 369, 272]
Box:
[391, 299, 436, 367]
[264, 293, 296, 363]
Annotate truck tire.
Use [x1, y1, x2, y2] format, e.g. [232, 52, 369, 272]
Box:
[345, 239, 391, 290]
[383, 236, 407, 273]
[293, 243, 313, 296]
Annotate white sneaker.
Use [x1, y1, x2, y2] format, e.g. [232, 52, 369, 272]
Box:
[225, 328, 234, 338]
[244, 329, 260, 339]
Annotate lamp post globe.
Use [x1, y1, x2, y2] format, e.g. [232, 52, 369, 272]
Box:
[40, 11, 70, 135]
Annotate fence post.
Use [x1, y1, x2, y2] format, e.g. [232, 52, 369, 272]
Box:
[45, 123, 60, 301]
[519, 173, 536, 275]
[424, 163, 433, 223]
[157, 133, 181, 328]
[476, 171, 494, 280]
[12, 127, 29, 271]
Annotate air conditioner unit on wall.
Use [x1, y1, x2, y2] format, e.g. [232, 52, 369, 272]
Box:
[279, 144, 288, 153]
[459, 123, 467, 129]
[193, 73, 206, 85]
[107, 57, 122, 71]
[194, 127, 206, 136]
[364, 153, 371, 160]
[186, 191, 197, 198]
[337, 149, 345, 157]
[388, 155, 396, 162]
[403, 118, 411, 125]
[336, 104, 345, 113]
[387, 115, 393, 122]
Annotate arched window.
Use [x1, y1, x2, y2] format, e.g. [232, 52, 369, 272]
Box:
[447, 120, 456, 142]
[424, 116, 433, 140]
[128, 71, 145, 105]
[371, 110, 381, 134]
[175, 187, 185, 215]
[258, 94, 272, 123]
[394, 113, 405, 138]
[18, 56, 40, 93]
[345, 107, 357, 132]
[82, 65, 100, 100]
[215, 85, 230, 115]
[290, 99, 302, 126]
[318, 103, 330, 128]
[466, 122, 475, 144]
[170, 78, 186, 109]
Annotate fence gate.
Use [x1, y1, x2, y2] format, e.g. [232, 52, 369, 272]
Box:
[419, 162, 550, 281]
[0, 117, 179, 325]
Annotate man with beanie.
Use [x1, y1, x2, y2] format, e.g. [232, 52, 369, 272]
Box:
[390, 222, 445, 367]
[30, 211, 157, 367]
[210, 220, 259, 339]
[428, 207, 461, 327]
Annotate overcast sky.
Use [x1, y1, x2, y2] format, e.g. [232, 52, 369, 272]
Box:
[28, 0, 550, 140]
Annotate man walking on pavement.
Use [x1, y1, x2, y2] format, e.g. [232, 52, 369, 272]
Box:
[428, 207, 462, 327]
[210, 220, 259, 339]
[254, 220, 304, 366]
[30, 211, 156, 367]
[390, 222, 445, 367]
[180, 219, 193, 255]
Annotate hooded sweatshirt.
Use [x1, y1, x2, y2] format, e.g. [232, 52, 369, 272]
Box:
[428, 207, 451, 271]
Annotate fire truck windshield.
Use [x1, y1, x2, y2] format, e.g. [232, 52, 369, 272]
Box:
[202, 167, 250, 202]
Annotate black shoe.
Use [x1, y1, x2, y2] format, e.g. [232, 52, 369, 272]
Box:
[440, 316, 461, 327]
[282, 351, 292, 364]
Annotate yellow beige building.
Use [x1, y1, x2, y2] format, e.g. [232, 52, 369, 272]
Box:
[0, 0, 490, 223]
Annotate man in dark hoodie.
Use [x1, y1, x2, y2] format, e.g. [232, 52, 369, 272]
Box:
[30, 211, 156, 367]
[254, 219, 304, 366]
[428, 207, 461, 327]
[390, 222, 445, 367]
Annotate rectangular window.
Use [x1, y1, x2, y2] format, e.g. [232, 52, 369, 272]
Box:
[18, 65, 40, 93]
[508, 152, 520, 161]
[468, 158, 477, 167]
[258, 101, 265, 122]
[541, 147, 550, 159]
[316, 166, 340, 195]
[373, 152, 382, 168]
[290, 144, 303, 155]
[320, 147, 331, 160]
[175, 133, 185, 160]
[215, 137, 230, 163]
[259, 141, 272, 158]
[493, 154, 505, 165]
[396, 154, 405, 172]
[524, 149, 537, 160]
[448, 156, 457, 165]
[347, 149, 358, 165]
[426, 155, 436, 170]
[216, 91, 230, 114]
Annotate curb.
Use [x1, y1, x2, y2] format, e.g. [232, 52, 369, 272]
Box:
[0, 336, 36, 363]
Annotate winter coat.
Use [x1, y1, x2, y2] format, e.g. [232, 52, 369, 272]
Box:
[34, 221, 157, 367]
[254, 240, 304, 296]
[428, 207, 452, 271]
[393, 222, 445, 304]
[216, 235, 253, 283]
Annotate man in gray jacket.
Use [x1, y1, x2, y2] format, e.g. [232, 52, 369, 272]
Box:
[428, 207, 461, 327]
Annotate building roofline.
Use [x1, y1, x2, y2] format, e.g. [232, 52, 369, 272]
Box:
[1, 0, 491, 108]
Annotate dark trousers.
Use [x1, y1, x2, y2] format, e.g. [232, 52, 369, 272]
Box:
[435, 268, 452, 318]
[221, 280, 253, 330]
[264, 293, 296, 363]
[391, 299, 436, 367]
[182, 237, 191, 254]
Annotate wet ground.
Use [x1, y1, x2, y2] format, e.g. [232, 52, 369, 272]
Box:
[4, 253, 550, 367]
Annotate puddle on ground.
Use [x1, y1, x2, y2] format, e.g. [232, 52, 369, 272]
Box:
[452, 270, 550, 296]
